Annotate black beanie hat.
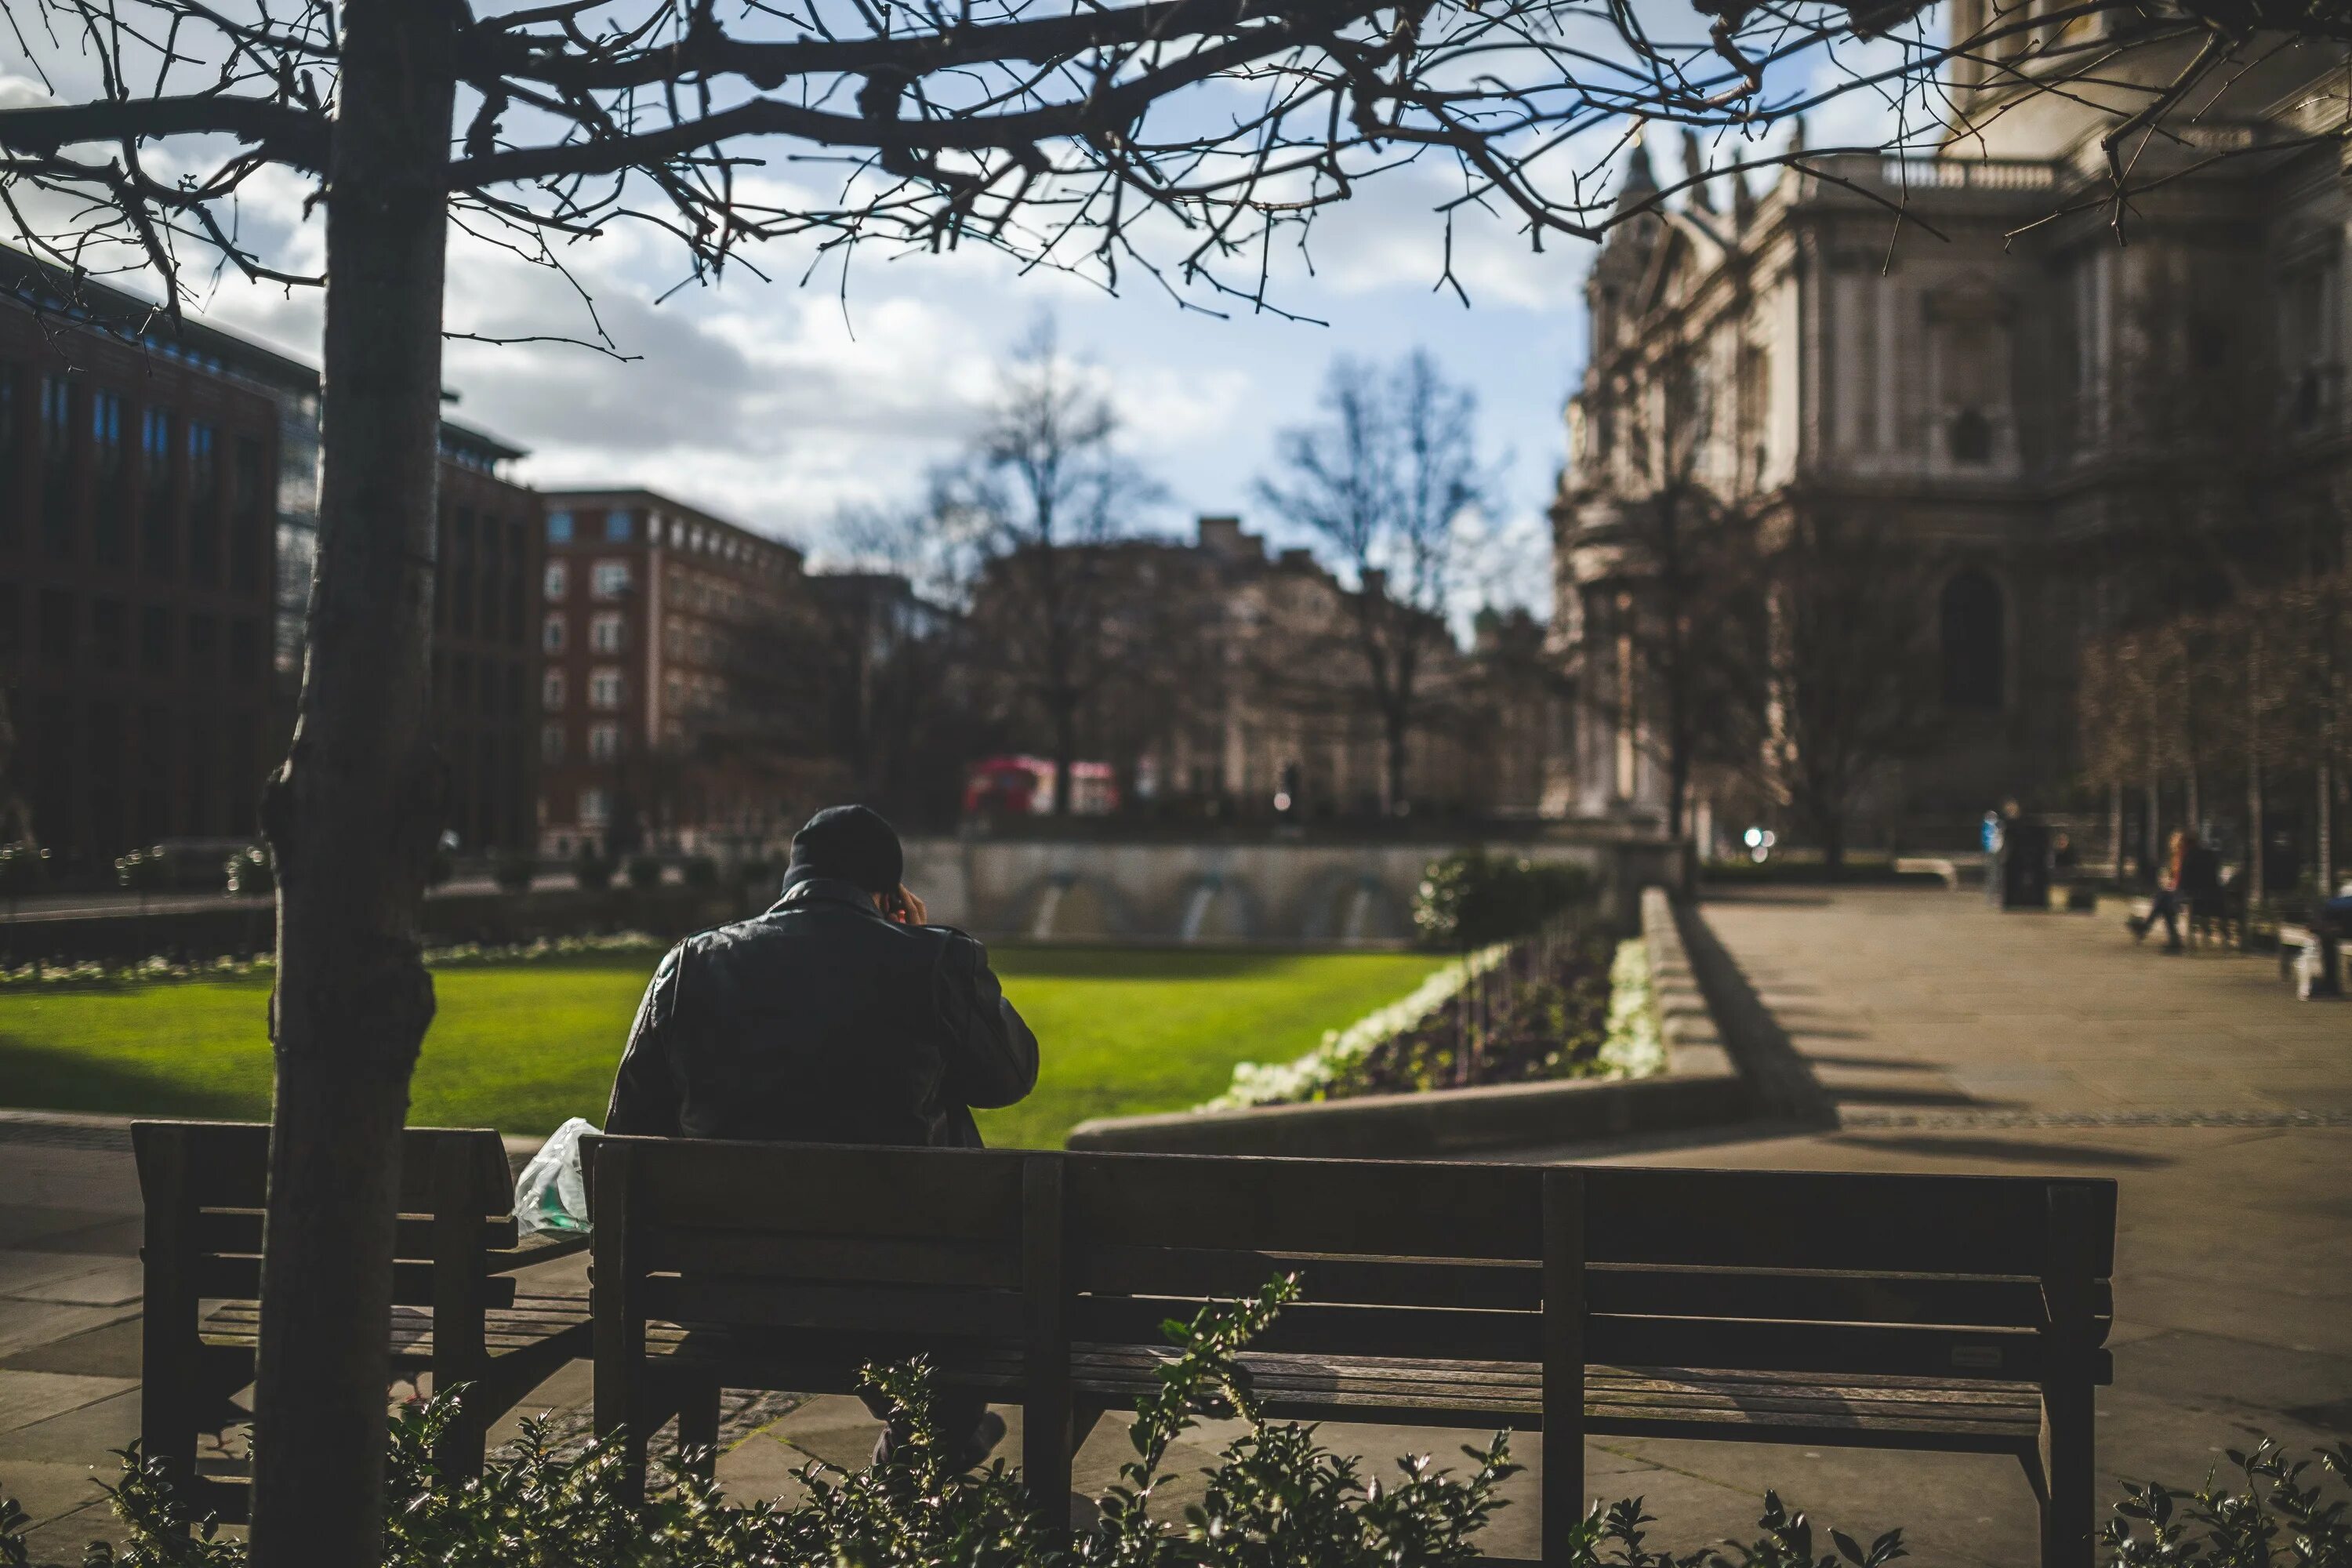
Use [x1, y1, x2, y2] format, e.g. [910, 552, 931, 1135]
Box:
[785, 804, 904, 897]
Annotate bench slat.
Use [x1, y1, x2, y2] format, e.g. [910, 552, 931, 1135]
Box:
[1587, 1315, 2059, 1382]
[1067, 1156, 2116, 1280]
[641, 1276, 1025, 1338]
[199, 1298, 588, 1360]
[641, 1229, 1021, 1289]
[1069, 1155, 1541, 1260]
[1073, 1247, 2101, 1330]
[133, 1121, 511, 1214]
[617, 1138, 1029, 1241]
[193, 1255, 521, 1311]
[193, 1210, 521, 1261]
[1582, 1169, 2117, 1279]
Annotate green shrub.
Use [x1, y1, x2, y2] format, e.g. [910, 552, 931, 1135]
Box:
[2104, 1437, 2352, 1566]
[682, 855, 720, 890]
[626, 855, 665, 891]
[575, 850, 615, 891]
[223, 847, 274, 898]
[30, 1287, 2347, 1568]
[1414, 852, 1592, 948]
[492, 853, 538, 894]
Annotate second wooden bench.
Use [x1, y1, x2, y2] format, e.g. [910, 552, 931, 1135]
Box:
[586, 1138, 2114, 1568]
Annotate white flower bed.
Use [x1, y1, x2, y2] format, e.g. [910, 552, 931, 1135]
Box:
[1595, 937, 1665, 1079]
[1197, 942, 1513, 1112]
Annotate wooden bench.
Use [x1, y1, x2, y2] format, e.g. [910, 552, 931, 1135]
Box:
[133, 1120, 591, 1519]
[586, 1138, 2115, 1567]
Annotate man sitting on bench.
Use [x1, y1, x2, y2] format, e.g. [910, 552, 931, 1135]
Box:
[605, 803, 1041, 1468]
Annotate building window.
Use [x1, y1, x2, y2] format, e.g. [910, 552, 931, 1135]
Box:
[92, 598, 126, 670]
[543, 668, 566, 710]
[187, 423, 219, 583]
[0, 366, 16, 553]
[589, 668, 625, 709]
[141, 407, 174, 578]
[592, 561, 632, 599]
[187, 612, 219, 677]
[40, 375, 73, 557]
[544, 561, 568, 601]
[138, 604, 170, 671]
[230, 436, 266, 591]
[229, 618, 263, 684]
[1940, 570, 2005, 710]
[92, 390, 127, 565]
[547, 510, 574, 544]
[1948, 408, 1992, 463]
[541, 722, 564, 764]
[589, 722, 622, 760]
[605, 510, 636, 543]
[579, 787, 610, 826]
[543, 613, 568, 653]
[590, 612, 626, 653]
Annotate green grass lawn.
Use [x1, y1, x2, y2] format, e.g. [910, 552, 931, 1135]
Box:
[0, 946, 1449, 1149]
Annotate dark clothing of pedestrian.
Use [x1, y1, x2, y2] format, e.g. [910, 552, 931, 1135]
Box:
[2132, 833, 2207, 952]
[604, 877, 1039, 1145]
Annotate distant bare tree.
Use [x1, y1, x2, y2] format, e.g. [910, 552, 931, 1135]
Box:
[949, 322, 1161, 815]
[1258, 351, 1486, 814]
[1583, 343, 1766, 841]
[1751, 517, 1940, 873]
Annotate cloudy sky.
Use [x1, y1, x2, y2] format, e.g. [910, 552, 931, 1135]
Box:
[172, 150, 1598, 606]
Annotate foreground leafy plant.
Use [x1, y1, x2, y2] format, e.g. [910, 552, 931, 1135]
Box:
[2104, 1438, 2352, 1566]
[26, 1291, 2345, 1566]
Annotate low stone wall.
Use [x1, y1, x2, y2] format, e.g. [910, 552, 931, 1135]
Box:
[1065, 886, 1751, 1156]
[903, 832, 1681, 946]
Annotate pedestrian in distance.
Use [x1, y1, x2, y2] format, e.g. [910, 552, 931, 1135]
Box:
[2129, 828, 2196, 953]
[606, 803, 1040, 1470]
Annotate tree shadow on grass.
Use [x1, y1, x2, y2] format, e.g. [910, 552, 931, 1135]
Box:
[0, 1033, 262, 1120]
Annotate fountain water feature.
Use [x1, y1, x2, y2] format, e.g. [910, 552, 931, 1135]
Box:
[1178, 877, 1227, 942]
[1029, 877, 1069, 939]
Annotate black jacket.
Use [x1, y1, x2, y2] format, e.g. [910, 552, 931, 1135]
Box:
[604, 877, 1040, 1148]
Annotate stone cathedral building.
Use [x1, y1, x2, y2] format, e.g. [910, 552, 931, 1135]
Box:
[1552, 19, 2350, 853]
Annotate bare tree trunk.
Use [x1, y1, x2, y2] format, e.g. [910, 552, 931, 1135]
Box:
[2246, 760, 2264, 948]
[2143, 777, 2160, 884]
[250, 3, 453, 1561]
[2108, 782, 2125, 884]
[1384, 708, 1410, 817]
[1051, 697, 1076, 815]
[1820, 813, 1846, 876]
[1665, 737, 1689, 842]
[2322, 759, 2336, 898]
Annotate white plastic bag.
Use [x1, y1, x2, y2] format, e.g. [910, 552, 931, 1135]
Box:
[514, 1116, 597, 1235]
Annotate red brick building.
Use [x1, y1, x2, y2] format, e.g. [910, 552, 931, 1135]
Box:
[536, 488, 823, 858]
[0, 278, 291, 872]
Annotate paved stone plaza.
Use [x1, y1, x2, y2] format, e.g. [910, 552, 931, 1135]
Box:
[1, 885, 2347, 1563]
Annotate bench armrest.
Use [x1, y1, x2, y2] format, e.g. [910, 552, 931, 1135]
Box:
[485, 1228, 591, 1272]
